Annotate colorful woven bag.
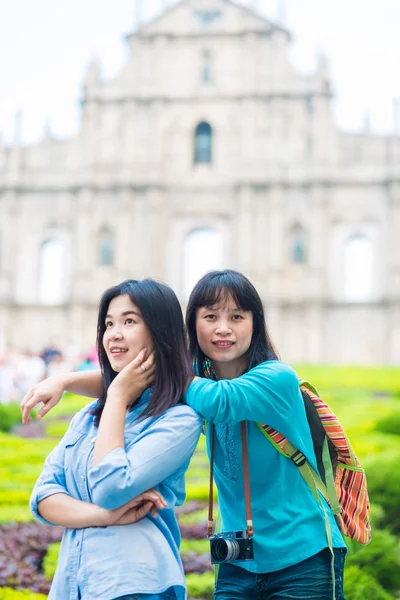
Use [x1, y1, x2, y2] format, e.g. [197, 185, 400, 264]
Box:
[257, 379, 371, 553]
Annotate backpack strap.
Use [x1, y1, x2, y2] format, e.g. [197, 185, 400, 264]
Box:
[298, 378, 320, 396]
[283, 437, 336, 600]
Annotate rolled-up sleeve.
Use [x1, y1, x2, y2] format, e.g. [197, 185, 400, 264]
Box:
[30, 440, 69, 526]
[88, 408, 202, 510]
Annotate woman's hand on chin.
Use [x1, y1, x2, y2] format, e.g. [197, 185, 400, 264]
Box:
[107, 349, 156, 407]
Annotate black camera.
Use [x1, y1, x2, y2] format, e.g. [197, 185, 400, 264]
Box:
[209, 530, 254, 564]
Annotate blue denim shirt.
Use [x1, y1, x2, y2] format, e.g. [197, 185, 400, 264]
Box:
[30, 391, 202, 600]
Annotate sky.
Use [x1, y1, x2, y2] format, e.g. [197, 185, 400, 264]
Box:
[0, 0, 399, 145]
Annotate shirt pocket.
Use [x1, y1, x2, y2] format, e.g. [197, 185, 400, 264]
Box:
[64, 428, 86, 447]
[64, 429, 86, 471]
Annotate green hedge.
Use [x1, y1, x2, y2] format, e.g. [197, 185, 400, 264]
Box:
[0, 404, 24, 433]
[366, 456, 400, 534]
[186, 572, 214, 599]
[42, 542, 60, 579]
[0, 589, 46, 599]
[344, 566, 392, 600]
[347, 529, 400, 592]
[375, 410, 400, 436]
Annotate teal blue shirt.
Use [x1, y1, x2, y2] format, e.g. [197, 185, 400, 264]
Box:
[185, 360, 345, 573]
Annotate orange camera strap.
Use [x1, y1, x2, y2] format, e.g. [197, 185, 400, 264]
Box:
[207, 421, 254, 538]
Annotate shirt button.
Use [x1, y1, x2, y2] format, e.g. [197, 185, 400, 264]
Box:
[76, 540, 80, 546]
[80, 475, 84, 481]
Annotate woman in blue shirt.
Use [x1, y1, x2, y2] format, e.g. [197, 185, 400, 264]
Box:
[24, 271, 346, 600]
[30, 279, 202, 600]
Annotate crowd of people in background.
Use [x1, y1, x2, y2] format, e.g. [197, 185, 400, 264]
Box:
[0, 344, 99, 404]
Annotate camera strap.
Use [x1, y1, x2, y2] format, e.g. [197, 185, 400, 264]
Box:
[207, 421, 254, 539]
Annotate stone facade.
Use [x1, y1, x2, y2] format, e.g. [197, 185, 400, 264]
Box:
[0, 0, 399, 364]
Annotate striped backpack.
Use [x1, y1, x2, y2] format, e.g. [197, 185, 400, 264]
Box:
[258, 379, 371, 553]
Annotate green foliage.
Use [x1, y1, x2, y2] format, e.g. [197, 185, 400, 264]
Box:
[0, 490, 30, 506]
[369, 503, 385, 529]
[0, 404, 24, 432]
[46, 392, 92, 419]
[375, 410, 400, 436]
[44, 420, 70, 438]
[366, 456, 400, 534]
[42, 542, 60, 579]
[347, 529, 400, 592]
[186, 572, 214, 599]
[186, 483, 217, 503]
[344, 566, 392, 600]
[0, 432, 58, 524]
[0, 505, 33, 524]
[0, 589, 47, 599]
[294, 365, 400, 395]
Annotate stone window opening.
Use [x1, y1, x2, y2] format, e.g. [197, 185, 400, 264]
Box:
[38, 238, 66, 305]
[99, 228, 114, 266]
[182, 228, 223, 301]
[290, 224, 307, 264]
[201, 50, 213, 85]
[343, 234, 374, 302]
[194, 121, 213, 165]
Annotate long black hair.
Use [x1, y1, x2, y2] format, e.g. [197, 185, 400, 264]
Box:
[186, 270, 279, 376]
[93, 279, 192, 426]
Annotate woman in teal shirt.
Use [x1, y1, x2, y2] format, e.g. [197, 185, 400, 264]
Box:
[184, 269, 346, 599]
[23, 271, 346, 599]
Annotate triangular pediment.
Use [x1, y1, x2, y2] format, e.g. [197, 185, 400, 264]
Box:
[132, 0, 287, 38]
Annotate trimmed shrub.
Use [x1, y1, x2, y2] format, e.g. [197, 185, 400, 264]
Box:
[0, 405, 23, 433]
[0, 522, 62, 593]
[0, 588, 47, 599]
[367, 456, 400, 533]
[346, 528, 400, 592]
[375, 410, 400, 436]
[186, 572, 214, 599]
[344, 566, 392, 600]
[44, 421, 70, 438]
[42, 542, 60, 580]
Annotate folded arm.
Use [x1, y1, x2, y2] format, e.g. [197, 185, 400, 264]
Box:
[37, 493, 108, 528]
[31, 416, 166, 527]
[89, 408, 202, 510]
[38, 491, 166, 528]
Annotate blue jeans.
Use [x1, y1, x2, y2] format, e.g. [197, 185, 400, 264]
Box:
[214, 547, 346, 600]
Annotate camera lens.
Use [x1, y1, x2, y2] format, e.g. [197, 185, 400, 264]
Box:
[211, 538, 240, 563]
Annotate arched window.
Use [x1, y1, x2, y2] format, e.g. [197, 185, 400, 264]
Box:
[290, 225, 307, 264]
[201, 50, 213, 85]
[343, 235, 374, 301]
[194, 121, 213, 165]
[183, 228, 223, 301]
[38, 239, 65, 304]
[99, 228, 114, 266]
